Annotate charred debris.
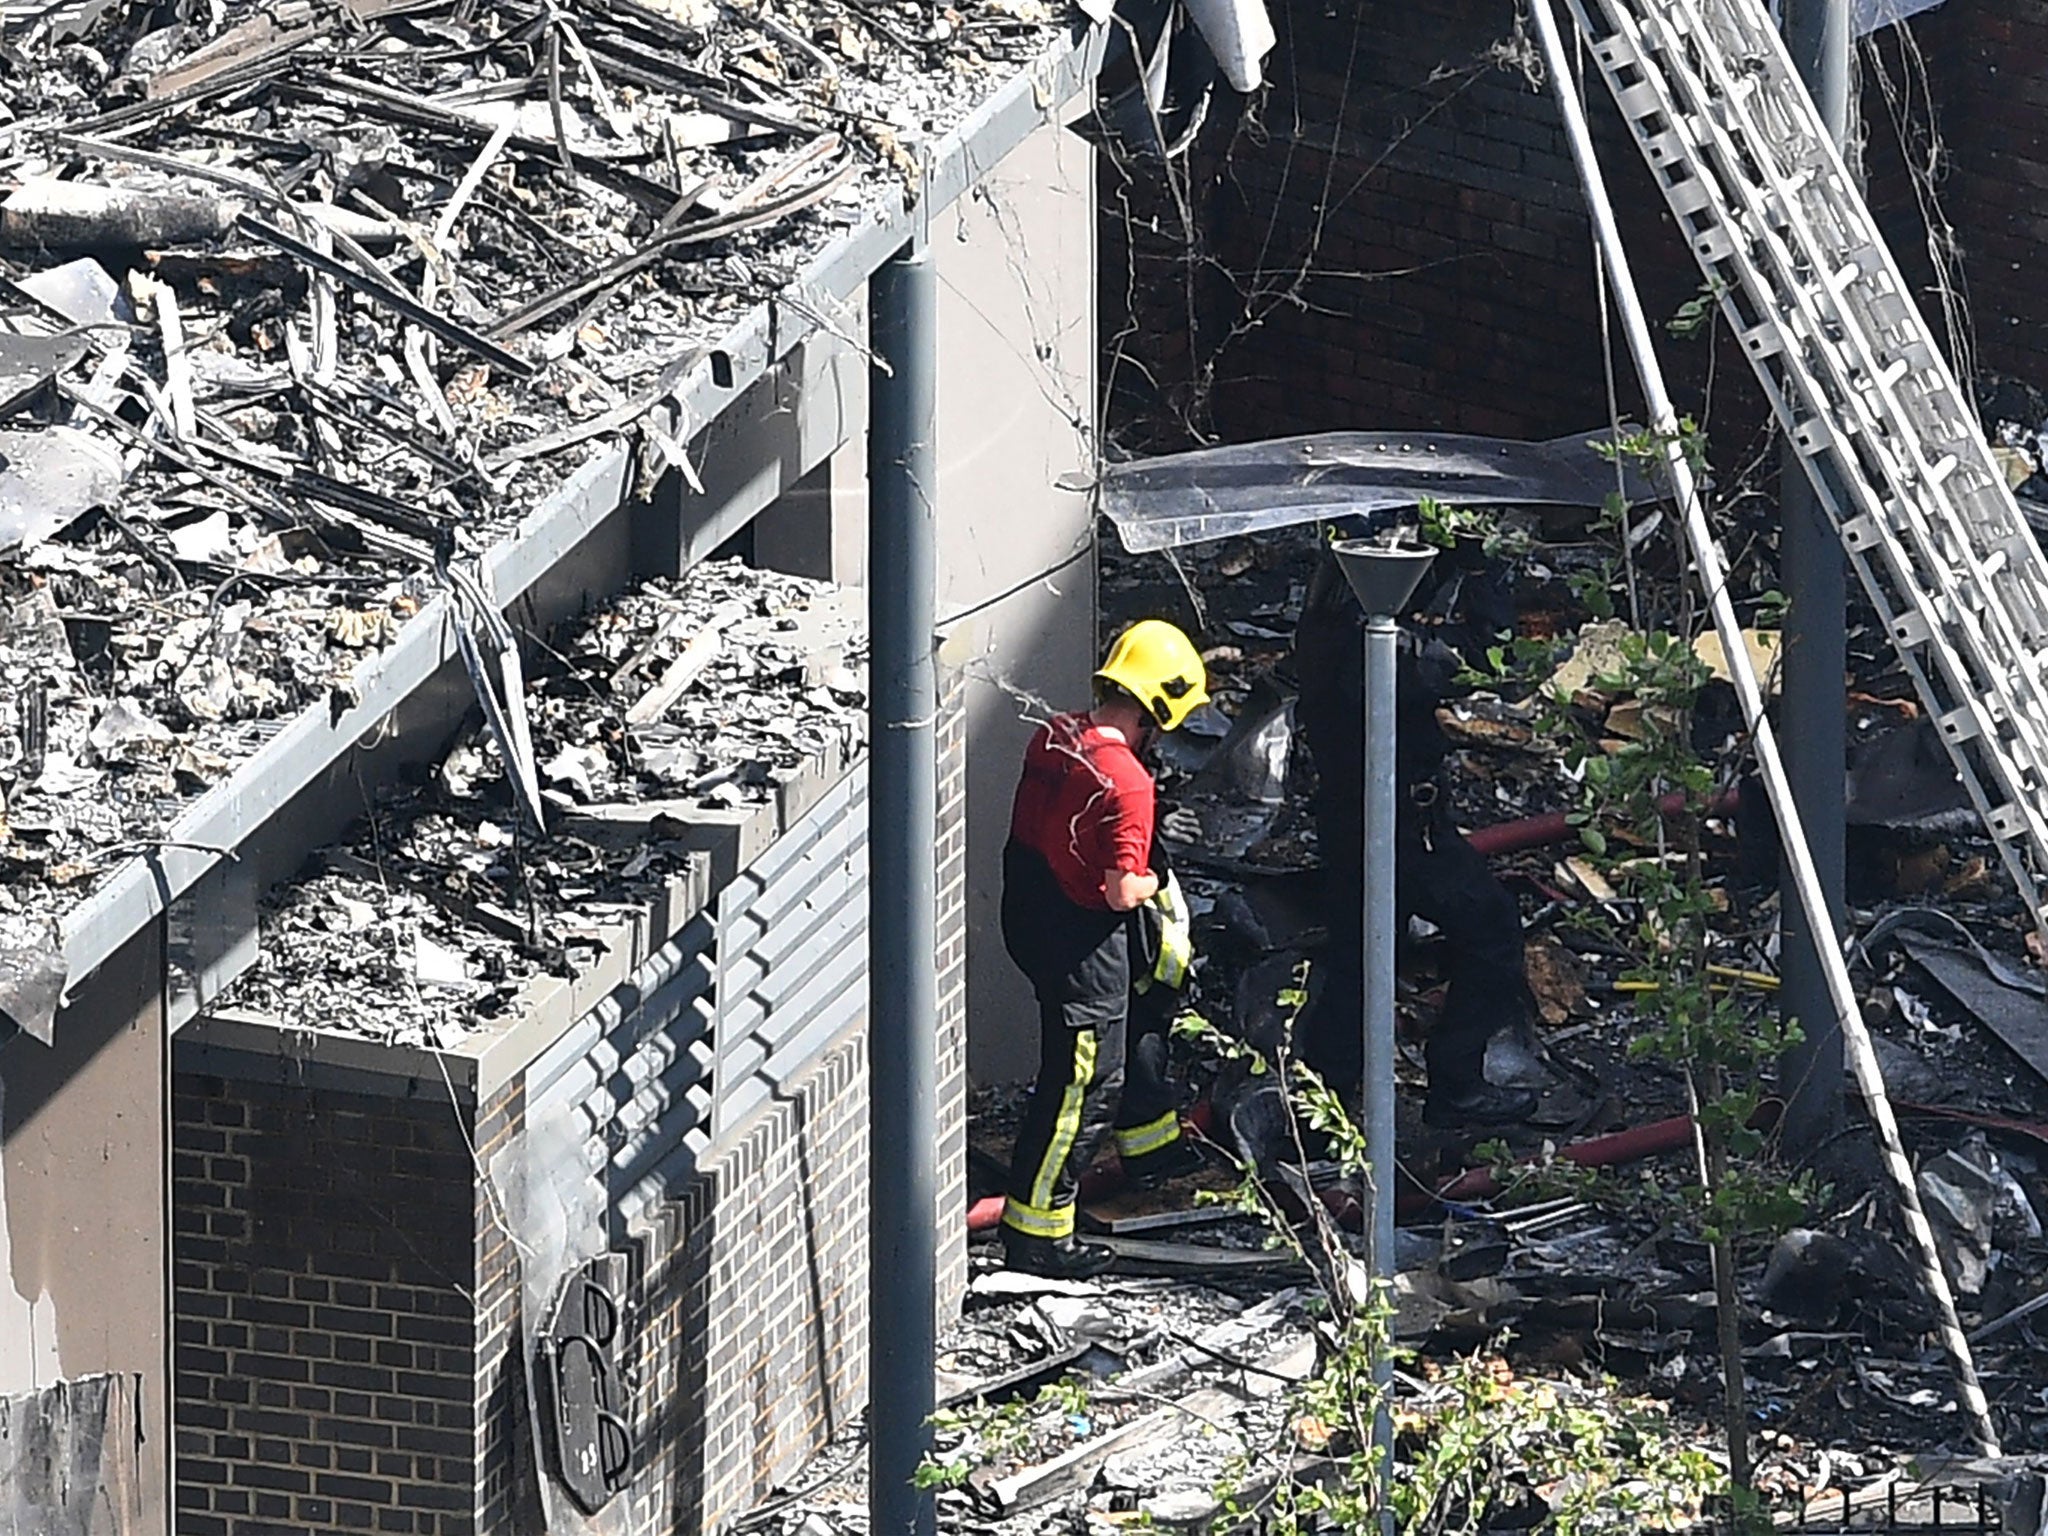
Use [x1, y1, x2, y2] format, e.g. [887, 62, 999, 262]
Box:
[924, 503, 2048, 1534]
[216, 557, 865, 1048]
[0, 0, 1062, 1029]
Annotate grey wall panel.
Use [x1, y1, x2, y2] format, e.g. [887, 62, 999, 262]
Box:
[530, 761, 871, 1226]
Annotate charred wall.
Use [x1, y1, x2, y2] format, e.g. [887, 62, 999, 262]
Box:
[1099, 0, 1981, 460]
[0, 928, 167, 1536]
[1893, 0, 2048, 402]
[1101, 0, 1708, 450]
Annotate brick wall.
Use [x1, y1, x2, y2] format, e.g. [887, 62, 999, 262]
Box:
[1103, 0, 1968, 457]
[470, 1081, 535, 1534]
[172, 1072, 478, 1536]
[1891, 0, 2048, 397]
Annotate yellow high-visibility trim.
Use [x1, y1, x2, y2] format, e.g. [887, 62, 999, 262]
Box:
[999, 1196, 1074, 1239]
[1115, 1112, 1182, 1159]
[1015, 1028, 1096, 1231]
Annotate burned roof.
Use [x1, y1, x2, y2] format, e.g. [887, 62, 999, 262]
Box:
[0, 0, 1085, 1031]
[214, 557, 864, 1048]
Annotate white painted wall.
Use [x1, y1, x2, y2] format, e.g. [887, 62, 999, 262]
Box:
[753, 113, 1099, 1084]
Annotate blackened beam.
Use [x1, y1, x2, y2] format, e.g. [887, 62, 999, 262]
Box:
[56, 381, 426, 564]
[65, 39, 317, 134]
[562, 37, 813, 135]
[486, 149, 854, 339]
[296, 377, 480, 485]
[289, 471, 443, 543]
[237, 212, 537, 378]
[274, 72, 686, 215]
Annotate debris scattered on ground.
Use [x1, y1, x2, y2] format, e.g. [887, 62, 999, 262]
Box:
[917, 481, 2048, 1530]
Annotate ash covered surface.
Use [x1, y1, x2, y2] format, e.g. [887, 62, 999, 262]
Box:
[745, 1269, 1314, 1536]
[219, 557, 864, 1046]
[0, 0, 1068, 935]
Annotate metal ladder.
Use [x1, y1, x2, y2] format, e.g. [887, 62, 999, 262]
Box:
[1564, 0, 2048, 939]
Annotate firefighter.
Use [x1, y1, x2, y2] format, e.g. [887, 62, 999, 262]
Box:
[999, 619, 1207, 1278]
[1292, 538, 1540, 1128]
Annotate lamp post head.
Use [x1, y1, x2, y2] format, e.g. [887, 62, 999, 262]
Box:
[1330, 537, 1436, 618]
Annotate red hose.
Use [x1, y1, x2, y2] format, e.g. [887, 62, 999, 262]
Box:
[967, 1098, 1769, 1234]
[1396, 1111, 1696, 1217]
[1466, 786, 1739, 857]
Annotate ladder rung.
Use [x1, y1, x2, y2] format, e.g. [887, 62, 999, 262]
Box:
[1791, 417, 1835, 456]
[1927, 453, 1961, 486]
[1874, 356, 1913, 390]
[1616, 82, 1665, 118]
[1856, 291, 1914, 330]
[1665, 176, 1714, 216]
[1643, 132, 1686, 166]
[1840, 515, 1878, 551]
[1892, 611, 1933, 648]
[1738, 321, 1782, 360]
[1988, 805, 2027, 840]
[1938, 706, 1981, 745]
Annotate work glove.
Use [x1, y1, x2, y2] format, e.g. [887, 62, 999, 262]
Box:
[1135, 870, 1193, 994]
[1159, 804, 1204, 846]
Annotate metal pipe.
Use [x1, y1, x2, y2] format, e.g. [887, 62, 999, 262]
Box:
[867, 235, 940, 1536]
[1530, 0, 1999, 1455]
[1361, 613, 1400, 1528]
[1778, 0, 1854, 1154]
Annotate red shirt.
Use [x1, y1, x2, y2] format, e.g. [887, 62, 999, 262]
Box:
[1009, 713, 1156, 911]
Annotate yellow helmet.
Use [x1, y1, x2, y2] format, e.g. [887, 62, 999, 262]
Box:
[1096, 619, 1210, 731]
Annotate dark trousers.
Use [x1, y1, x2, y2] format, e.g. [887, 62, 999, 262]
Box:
[1297, 797, 1529, 1098]
[1000, 843, 1178, 1239]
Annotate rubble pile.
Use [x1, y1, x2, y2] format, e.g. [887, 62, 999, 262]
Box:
[905, 506, 2048, 1527]
[0, 0, 1063, 923]
[223, 557, 864, 1046]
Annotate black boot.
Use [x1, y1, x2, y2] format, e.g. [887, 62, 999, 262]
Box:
[1003, 1230, 1115, 1279]
[1121, 1136, 1207, 1189]
[1423, 1080, 1538, 1129]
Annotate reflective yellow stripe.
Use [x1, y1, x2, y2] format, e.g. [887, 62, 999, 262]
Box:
[1115, 1112, 1182, 1159]
[1000, 1197, 1074, 1239]
[1154, 928, 1191, 990]
[1024, 1030, 1097, 1218]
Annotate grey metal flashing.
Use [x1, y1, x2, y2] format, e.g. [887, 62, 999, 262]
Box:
[176, 1009, 478, 1105]
[56, 23, 1107, 1007]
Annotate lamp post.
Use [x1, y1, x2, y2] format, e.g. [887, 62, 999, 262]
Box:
[1328, 535, 1436, 1524]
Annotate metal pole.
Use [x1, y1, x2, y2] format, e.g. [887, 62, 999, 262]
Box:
[1778, 0, 1854, 1154]
[1530, 0, 1998, 1455]
[868, 235, 939, 1536]
[1361, 613, 1400, 1527]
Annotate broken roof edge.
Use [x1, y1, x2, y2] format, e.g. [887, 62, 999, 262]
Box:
[182, 732, 867, 1103]
[52, 20, 1107, 1008]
